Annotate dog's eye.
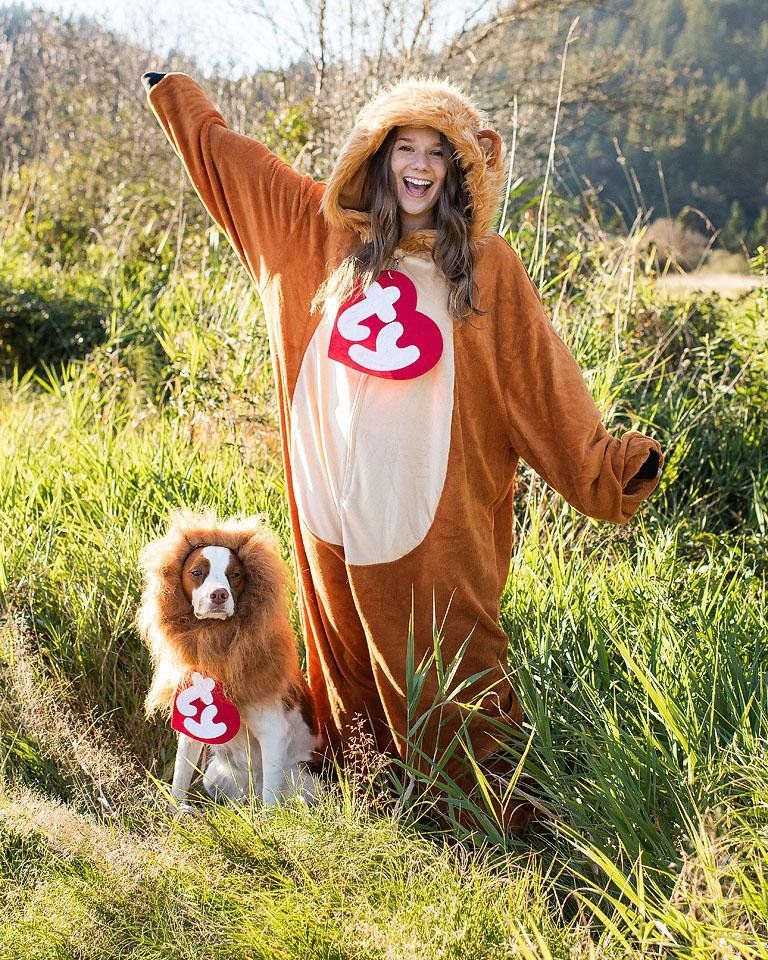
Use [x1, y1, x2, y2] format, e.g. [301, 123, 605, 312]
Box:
[229, 571, 241, 581]
[191, 570, 203, 578]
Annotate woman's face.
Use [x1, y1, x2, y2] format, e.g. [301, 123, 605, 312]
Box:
[389, 125, 448, 232]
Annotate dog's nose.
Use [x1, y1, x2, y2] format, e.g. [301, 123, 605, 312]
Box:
[209, 589, 229, 605]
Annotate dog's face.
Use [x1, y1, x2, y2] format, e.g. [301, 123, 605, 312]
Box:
[181, 545, 246, 620]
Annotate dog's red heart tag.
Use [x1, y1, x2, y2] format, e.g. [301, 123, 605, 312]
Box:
[328, 270, 443, 380]
[172, 672, 240, 745]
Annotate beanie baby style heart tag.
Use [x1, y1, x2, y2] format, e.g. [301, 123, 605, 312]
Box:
[328, 270, 443, 380]
[172, 672, 241, 744]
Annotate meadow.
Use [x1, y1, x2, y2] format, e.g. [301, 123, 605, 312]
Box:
[0, 198, 766, 957]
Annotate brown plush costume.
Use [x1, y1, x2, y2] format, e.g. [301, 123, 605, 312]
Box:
[145, 74, 664, 816]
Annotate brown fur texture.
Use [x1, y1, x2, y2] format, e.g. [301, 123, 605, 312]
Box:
[138, 511, 311, 723]
[320, 76, 506, 245]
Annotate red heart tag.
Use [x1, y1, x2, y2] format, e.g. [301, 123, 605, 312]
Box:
[328, 270, 443, 380]
[172, 672, 241, 745]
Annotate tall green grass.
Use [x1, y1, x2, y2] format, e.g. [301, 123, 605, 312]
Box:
[1, 215, 766, 956]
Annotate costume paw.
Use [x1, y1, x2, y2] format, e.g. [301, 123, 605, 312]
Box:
[142, 72, 166, 92]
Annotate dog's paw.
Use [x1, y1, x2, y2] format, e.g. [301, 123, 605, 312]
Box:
[167, 799, 201, 819]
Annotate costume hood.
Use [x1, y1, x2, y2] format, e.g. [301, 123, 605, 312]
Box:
[320, 76, 506, 244]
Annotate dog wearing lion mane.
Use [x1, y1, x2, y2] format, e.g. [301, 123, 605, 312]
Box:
[138, 510, 321, 808]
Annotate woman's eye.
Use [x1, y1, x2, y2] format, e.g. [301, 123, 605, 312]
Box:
[398, 143, 442, 157]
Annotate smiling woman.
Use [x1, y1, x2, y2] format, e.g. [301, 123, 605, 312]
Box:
[389, 126, 449, 232]
[311, 117, 484, 330]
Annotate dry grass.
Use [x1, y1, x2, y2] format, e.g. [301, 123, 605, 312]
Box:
[657, 272, 763, 296]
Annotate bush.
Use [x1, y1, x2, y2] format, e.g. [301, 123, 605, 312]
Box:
[0, 261, 108, 373]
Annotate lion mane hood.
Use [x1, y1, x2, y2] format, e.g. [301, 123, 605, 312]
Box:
[320, 76, 507, 244]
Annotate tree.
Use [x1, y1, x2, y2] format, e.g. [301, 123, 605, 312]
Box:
[231, 0, 630, 178]
[719, 200, 747, 252]
[748, 207, 768, 253]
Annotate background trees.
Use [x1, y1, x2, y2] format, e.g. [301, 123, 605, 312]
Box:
[2, 0, 766, 264]
[567, 0, 768, 236]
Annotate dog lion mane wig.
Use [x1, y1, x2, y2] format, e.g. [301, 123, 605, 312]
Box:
[138, 510, 300, 716]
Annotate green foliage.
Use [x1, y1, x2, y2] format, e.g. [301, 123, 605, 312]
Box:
[749, 207, 768, 253]
[0, 236, 109, 371]
[1, 211, 767, 955]
[620, 290, 767, 540]
[0, 784, 582, 959]
[261, 101, 315, 162]
[720, 199, 748, 252]
[572, 0, 768, 237]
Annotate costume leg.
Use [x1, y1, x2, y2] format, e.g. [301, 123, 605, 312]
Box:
[345, 559, 531, 833]
[346, 557, 522, 787]
[298, 527, 394, 759]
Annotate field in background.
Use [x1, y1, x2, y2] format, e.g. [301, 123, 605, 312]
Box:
[658, 273, 763, 296]
[1, 197, 766, 958]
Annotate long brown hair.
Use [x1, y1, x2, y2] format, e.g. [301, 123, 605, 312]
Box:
[313, 127, 482, 323]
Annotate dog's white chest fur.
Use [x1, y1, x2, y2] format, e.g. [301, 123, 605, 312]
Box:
[201, 701, 319, 803]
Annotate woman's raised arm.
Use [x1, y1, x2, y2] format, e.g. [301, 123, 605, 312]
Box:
[143, 72, 324, 291]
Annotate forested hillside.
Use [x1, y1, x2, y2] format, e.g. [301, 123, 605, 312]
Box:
[2, 1, 766, 263]
[567, 0, 768, 247]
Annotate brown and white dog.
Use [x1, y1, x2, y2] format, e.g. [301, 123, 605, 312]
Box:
[138, 510, 321, 808]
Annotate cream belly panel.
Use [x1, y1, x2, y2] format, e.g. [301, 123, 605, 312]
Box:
[290, 256, 455, 566]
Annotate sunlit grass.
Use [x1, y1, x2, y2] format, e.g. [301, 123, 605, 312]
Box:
[0, 223, 766, 956]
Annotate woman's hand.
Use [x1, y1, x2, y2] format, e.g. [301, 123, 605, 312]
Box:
[633, 449, 662, 480]
[142, 72, 166, 92]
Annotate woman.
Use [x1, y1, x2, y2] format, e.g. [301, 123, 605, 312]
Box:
[142, 71, 664, 832]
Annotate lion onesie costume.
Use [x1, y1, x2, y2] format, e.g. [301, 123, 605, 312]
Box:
[144, 73, 664, 799]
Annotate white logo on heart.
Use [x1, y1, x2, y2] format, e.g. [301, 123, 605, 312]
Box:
[336, 280, 421, 372]
[175, 672, 228, 740]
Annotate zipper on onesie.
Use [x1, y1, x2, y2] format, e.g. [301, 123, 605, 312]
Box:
[339, 372, 368, 507]
[340, 254, 409, 508]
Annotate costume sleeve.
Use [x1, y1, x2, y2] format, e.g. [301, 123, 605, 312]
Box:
[146, 73, 324, 290]
[500, 248, 664, 524]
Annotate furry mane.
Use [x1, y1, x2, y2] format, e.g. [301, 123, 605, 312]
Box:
[138, 510, 301, 716]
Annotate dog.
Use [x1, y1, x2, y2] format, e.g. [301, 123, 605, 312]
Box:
[138, 510, 321, 809]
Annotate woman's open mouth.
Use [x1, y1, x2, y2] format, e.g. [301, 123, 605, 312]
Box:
[403, 176, 433, 198]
